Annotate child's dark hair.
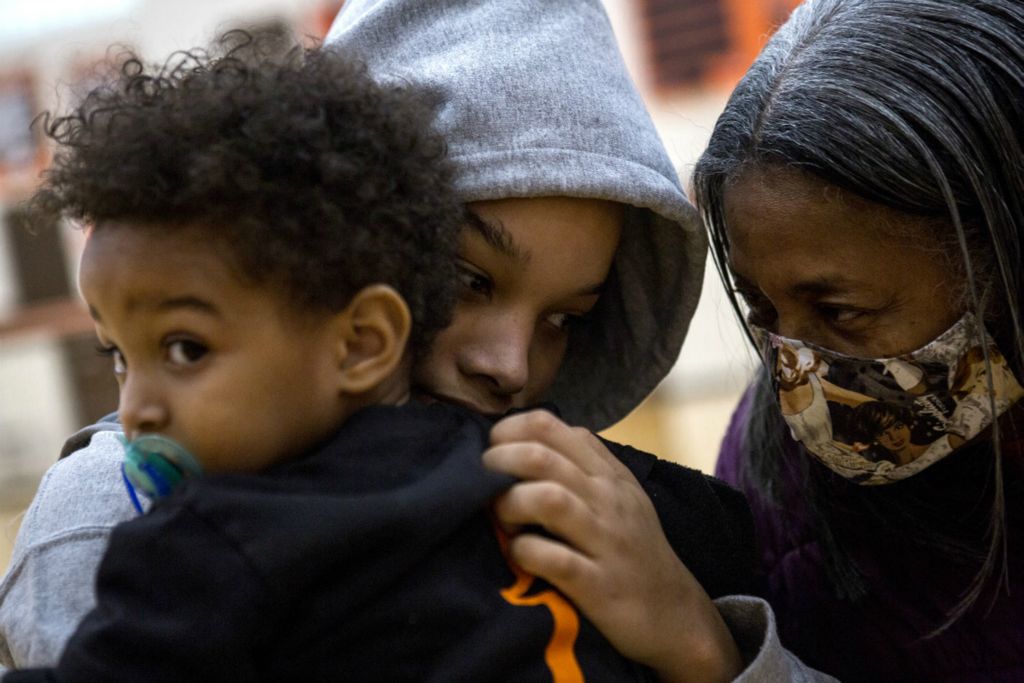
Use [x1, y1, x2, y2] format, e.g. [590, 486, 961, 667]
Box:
[30, 30, 462, 356]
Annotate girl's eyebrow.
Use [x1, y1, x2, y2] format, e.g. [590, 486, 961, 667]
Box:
[576, 280, 607, 297]
[463, 211, 606, 296]
[463, 211, 530, 264]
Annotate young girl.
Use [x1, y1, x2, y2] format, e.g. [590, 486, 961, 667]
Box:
[693, 0, 1024, 679]
[478, 0, 1024, 681]
[328, 2, 835, 680]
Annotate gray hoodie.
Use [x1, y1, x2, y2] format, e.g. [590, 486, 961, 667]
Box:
[326, 0, 706, 430]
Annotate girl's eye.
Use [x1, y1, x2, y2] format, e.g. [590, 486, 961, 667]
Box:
[545, 311, 585, 332]
[97, 345, 127, 377]
[166, 339, 208, 366]
[456, 263, 493, 299]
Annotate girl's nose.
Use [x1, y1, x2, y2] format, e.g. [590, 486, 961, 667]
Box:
[457, 317, 531, 396]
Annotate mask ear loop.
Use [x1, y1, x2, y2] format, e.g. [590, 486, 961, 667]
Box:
[118, 434, 203, 514]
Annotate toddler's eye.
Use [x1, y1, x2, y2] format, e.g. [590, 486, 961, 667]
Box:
[97, 345, 126, 377]
[167, 339, 208, 366]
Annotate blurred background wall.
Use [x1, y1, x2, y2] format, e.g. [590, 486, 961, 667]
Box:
[0, 0, 797, 573]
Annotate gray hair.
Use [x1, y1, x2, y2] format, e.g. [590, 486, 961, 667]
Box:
[694, 0, 1024, 632]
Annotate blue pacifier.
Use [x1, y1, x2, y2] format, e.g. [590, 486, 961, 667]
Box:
[120, 434, 203, 513]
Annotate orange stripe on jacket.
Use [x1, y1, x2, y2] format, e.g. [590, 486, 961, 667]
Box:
[494, 523, 584, 683]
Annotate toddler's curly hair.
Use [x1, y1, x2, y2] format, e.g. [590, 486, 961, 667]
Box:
[31, 30, 462, 356]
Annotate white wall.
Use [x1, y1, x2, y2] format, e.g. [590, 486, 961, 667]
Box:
[601, 0, 755, 466]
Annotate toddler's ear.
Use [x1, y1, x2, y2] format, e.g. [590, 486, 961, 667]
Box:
[334, 284, 411, 394]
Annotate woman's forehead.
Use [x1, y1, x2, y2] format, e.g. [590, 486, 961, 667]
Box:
[722, 169, 943, 286]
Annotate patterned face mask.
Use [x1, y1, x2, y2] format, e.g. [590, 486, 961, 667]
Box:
[752, 313, 1024, 484]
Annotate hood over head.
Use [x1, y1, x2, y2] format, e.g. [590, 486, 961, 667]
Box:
[326, 0, 706, 430]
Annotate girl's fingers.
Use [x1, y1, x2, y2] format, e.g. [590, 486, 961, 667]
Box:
[485, 409, 657, 563]
[489, 409, 626, 478]
[483, 440, 590, 492]
[503, 530, 600, 592]
[490, 481, 602, 557]
[484, 413, 744, 679]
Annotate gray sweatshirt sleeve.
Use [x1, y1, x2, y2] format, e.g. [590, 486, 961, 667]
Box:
[0, 428, 137, 670]
[714, 595, 840, 682]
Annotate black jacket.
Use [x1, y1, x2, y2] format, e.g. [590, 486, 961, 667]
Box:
[6, 403, 753, 682]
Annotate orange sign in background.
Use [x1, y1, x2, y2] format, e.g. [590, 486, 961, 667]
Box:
[640, 0, 802, 92]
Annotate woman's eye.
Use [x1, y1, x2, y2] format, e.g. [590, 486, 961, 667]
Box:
[166, 339, 208, 366]
[456, 264, 492, 298]
[746, 307, 777, 330]
[820, 306, 864, 325]
[97, 345, 127, 377]
[734, 289, 777, 329]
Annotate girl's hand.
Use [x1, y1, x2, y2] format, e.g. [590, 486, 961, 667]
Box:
[483, 409, 743, 683]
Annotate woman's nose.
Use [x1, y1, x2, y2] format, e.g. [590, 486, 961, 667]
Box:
[774, 309, 812, 342]
[118, 374, 169, 440]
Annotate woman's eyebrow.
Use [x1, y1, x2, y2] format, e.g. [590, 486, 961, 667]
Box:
[788, 275, 860, 298]
[464, 211, 530, 264]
